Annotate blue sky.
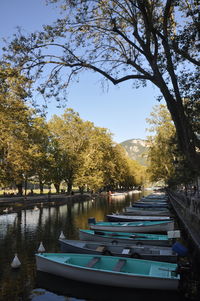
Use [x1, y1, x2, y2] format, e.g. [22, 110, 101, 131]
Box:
[0, 0, 161, 143]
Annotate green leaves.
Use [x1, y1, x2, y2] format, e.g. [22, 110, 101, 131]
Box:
[47, 108, 145, 192]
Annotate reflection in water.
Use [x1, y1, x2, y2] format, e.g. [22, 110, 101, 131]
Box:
[34, 271, 182, 301]
[1, 191, 177, 301]
[0, 213, 17, 239]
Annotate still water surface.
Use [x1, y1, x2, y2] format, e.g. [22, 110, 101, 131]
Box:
[0, 192, 182, 301]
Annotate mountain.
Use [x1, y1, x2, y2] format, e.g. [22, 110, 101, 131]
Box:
[120, 139, 149, 166]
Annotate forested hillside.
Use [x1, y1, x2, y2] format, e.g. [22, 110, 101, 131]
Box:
[120, 139, 149, 166]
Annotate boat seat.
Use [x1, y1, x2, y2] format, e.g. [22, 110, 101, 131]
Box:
[150, 265, 170, 277]
[151, 249, 160, 255]
[96, 245, 106, 252]
[113, 259, 126, 272]
[86, 257, 100, 268]
[122, 248, 131, 255]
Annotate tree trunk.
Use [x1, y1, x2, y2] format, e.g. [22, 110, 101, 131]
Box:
[24, 175, 27, 196]
[67, 182, 73, 194]
[79, 186, 84, 194]
[165, 97, 199, 171]
[16, 183, 23, 196]
[54, 183, 60, 194]
[39, 180, 44, 194]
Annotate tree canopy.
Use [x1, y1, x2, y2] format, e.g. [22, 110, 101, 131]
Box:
[146, 104, 197, 187]
[146, 104, 176, 184]
[0, 65, 52, 194]
[47, 108, 144, 192]
[2, 0, 200, 171]
[0, 75, 145, 194]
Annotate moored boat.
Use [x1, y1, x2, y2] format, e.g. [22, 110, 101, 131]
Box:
[88, 220, 174, 233]
[145, 194, 168, 200]
[79, 229, 173, 246]
[110, 192, 126, 196]
[35, 253, 180, 290]
[140, 196, 168, 202]
[135, 197, 168, 202]
[131, 202, 169, 208]
[59, 238, 178, 263]
[124, 207, 171, 216]
[106, 214, 172, 222]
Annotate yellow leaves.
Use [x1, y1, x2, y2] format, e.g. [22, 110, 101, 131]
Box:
[146, 104, 177, 183]
[0, 66, 50, 184]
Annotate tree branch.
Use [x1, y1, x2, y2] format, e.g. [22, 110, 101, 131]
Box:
[172, 41, 200, 66]
[22, 58, 152, 85]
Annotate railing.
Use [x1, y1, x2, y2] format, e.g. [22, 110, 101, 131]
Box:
[167, 189, 200, 254]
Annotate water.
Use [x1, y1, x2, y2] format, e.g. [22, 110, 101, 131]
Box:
[0, 192, 184, 300]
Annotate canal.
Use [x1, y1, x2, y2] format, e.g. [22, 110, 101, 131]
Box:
[0, 191, 191, 300]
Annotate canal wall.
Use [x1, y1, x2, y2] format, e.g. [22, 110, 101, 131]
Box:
[0, 192, 93, 208]
[167, 189, 200, 260]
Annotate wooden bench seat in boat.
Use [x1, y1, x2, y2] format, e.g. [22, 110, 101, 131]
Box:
[86, 257, 100, 268]
[96, 245, 106, 252]
[113, 259, 126, 272]
[122, 248, 131, 255]
[149, 264, 171, 277]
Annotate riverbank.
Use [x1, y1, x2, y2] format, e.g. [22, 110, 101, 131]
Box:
[0, 192, 94, 211]
[0, 190, 140, 209]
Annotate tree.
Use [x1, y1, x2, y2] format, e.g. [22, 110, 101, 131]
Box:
[48, 108, 143, 192]
[74, 125, 113, 192]
[0, 65, 33, 194]
[0, 65, 53, 194]
[3, 0, 200, 170]
[146, 104, 176, 184]
[28, 115, 52, 194]
[48, 108, 105, 192]
[146, 104, 197, 187]
[127, 158, 147, 188]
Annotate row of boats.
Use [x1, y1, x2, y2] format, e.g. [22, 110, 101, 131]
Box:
[35, 192, 188, 292]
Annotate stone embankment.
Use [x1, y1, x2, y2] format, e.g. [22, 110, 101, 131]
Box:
[0, 192, 93, 210]
[168, 189, 200, 258]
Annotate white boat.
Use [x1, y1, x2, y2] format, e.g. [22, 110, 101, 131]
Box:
[89, 220, 174, 233]
[79, 229, 173, 246]
[141, 196, 167, 201]
[35, 253, 180, 290]
[106, 214, 172, 222]
[131, 203, 169, 208]
[145, 194, 168, 200]
[59, 238, 178, 262]
[124, 207, 171, 216]
[110, 192, 126, 196]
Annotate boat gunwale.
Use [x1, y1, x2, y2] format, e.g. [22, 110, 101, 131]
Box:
[36, 253, 180, 281]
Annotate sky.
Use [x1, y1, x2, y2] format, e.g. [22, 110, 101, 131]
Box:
[0, 0, 161, 143]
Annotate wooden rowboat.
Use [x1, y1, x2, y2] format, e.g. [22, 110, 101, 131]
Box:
[106, 214, 172, 222]
[140, 199, 167, 203]
[59, 238, 178, 262]
[140, 196, 168, 202]
[124, 207, 171, 216]
[79, 229, 173, 246]
[131, 203, 169, 208]
[145, 194, 168, 200]
[89, 220, 174, 233]
[35, 253, 180, 290]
